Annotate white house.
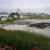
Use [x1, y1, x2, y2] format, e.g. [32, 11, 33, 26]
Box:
[20, 13, 38, 18]
[13, 15, 18, 18]
[1, 17, 8, 21]
[0, 12, 9, 17]
[20, 13, 30, 18]
[20, 15, 29, 18]
[40, 13, 48, 17]
[32, 13, 37, 15]
[0, 12, 9, 21]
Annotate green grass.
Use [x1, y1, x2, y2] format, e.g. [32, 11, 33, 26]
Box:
[0, 18, 17, 24]
[27, 16, 50, 19]
[0, 16, 50, 24]
[0, 28, 50, 50]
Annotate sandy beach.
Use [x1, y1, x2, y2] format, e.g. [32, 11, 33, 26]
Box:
[2, 24, 34, 32]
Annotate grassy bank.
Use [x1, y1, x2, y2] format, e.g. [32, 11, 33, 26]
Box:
[0, 16, 50, 24]
[0, 28, 50, 50]
[27, 16, 50, 19]
[0, 18, 17, 24]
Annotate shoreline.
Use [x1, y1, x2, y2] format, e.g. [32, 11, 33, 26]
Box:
[2, 24, 49, 37]
[0, 19, 50, 36]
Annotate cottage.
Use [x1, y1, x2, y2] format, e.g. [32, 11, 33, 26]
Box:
[1, 16, 8, 21]
[40, 13, 48, 17]
[13, 15, 18, 18]
[20, 13, 30, 18]
[21, 15, 29, 18]
[0, 12, 9, 17]
[0, 12, 9, 21]
[20, 13, 38, 18]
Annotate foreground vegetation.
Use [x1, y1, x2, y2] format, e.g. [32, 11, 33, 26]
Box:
[0, 28, 50, 50]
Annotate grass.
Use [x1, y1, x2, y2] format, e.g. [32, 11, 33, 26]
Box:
[0, 16, 50, 24]
[0, 18, 27, 24]
[0, 18, 17, 24]
[0, 28, 50, 50]
[27, 16, 50, 19]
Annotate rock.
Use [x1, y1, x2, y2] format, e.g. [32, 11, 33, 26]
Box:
[29, 23, 50, 28]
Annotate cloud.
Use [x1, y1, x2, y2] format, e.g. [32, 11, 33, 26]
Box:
[0, 0, 50, 14]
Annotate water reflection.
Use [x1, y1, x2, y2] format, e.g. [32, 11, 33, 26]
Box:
[33, 26, 50, 36]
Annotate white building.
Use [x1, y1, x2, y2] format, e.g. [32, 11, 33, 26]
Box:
[14, 15, 18, 18]
[40, 13, 48, 17]
[0, 12, 9, 17]
[20, 13, 30, 18]
[0, 12, 9, 21]
[20, 13, 38, 18]
[1, 17, 8, 21]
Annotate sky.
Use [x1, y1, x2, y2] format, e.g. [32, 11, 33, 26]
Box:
[0, 0, 50, 14]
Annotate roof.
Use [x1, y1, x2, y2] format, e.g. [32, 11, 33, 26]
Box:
[0, 12, 8, 15]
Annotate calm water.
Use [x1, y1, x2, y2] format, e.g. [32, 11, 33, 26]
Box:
[33, 26, 50, 36]
[32, 19, 50, 36]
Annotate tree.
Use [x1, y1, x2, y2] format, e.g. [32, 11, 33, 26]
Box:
[16, 8, 21, 14]
[9, 13, 14, 19]
[15, 12, 20, 18]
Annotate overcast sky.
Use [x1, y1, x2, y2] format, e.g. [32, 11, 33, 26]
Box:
[0, 0, 50, 14]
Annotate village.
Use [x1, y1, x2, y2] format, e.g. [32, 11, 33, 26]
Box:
[0, 12, 49, 21]
[0, 0, 50, 50]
